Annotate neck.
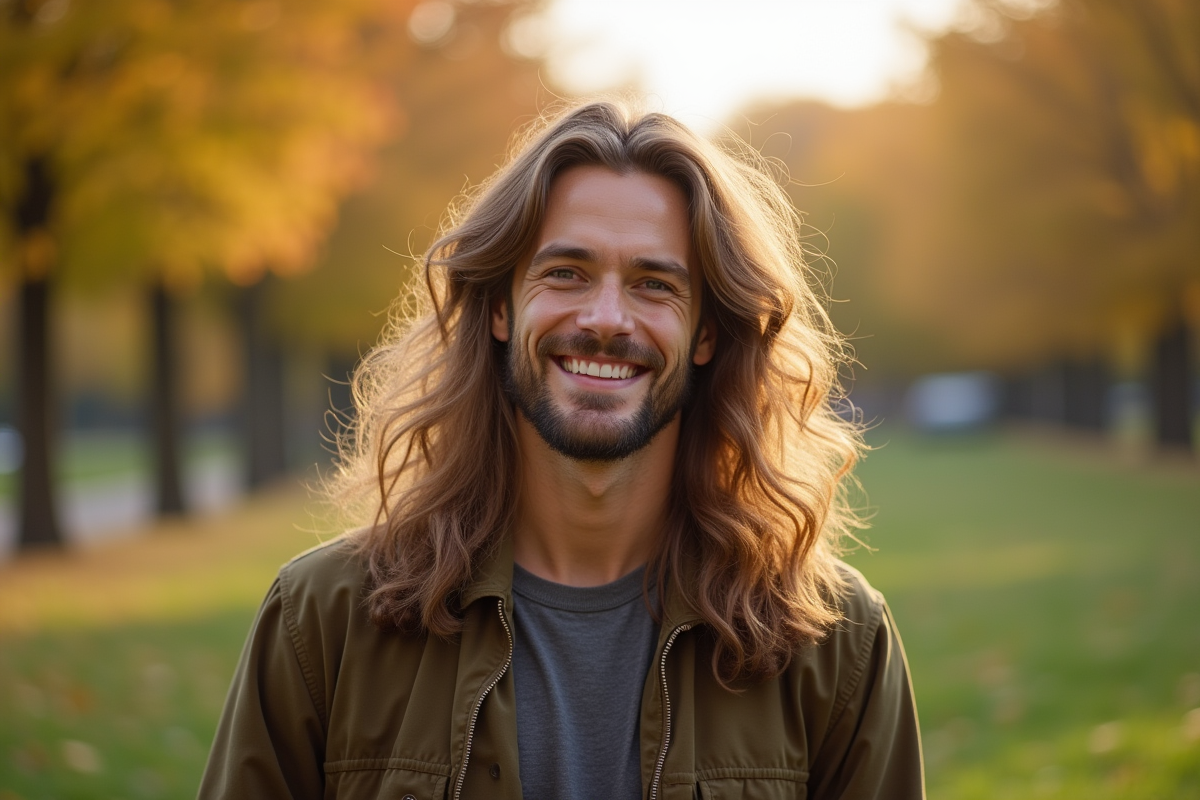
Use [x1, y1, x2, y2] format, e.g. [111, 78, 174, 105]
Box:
[512, 414, 678, 587]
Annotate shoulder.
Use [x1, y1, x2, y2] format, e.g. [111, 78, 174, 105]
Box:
[800, 560, 890, 663]
[279, 535, 367, 597]
[273, 536, 372, 639]
[830, 560, 888, 637]
[798, 563, 925, 796]
[786, 560, 897, 720]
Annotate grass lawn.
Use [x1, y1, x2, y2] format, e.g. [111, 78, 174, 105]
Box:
[846, 429, 1200, 798]
[0, 486, 326, 800]
[0, 428, 1198, 798]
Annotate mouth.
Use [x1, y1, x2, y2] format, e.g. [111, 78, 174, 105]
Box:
[557, 356, 641, 380]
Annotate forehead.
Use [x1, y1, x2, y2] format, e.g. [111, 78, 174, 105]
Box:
[533, 165, 693, 266]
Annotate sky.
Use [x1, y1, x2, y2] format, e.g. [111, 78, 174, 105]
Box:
[523, 0, 970, 131]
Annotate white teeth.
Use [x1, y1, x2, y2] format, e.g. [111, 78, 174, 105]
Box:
[561, 358, 636, 379]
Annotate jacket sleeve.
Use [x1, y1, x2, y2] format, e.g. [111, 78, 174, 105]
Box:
[197, 576, 327, 800]
[807, 597, 925, 800]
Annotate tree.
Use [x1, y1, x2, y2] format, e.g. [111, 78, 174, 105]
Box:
[1, 0, 416, 546]
[914, 0, 1200, 447]
[746, 1, 1199, 447]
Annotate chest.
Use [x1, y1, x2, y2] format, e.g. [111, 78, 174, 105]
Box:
[318, 610, 821, 800]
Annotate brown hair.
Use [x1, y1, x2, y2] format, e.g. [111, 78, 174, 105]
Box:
[329, 99, 864, 684]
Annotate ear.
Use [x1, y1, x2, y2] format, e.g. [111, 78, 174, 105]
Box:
[692, 317, 716, 366]
[491, 295, 510, 342]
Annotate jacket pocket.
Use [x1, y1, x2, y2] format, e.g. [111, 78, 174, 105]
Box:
[694, 768, 808, 800]
[323, 758, 450, 800]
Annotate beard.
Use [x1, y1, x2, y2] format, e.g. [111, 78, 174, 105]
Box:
[504, 331, 694, 462]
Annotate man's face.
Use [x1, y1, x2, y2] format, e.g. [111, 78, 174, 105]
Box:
[491, 165, 715, 462]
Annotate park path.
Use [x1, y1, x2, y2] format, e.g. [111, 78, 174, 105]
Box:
[0, 459, 241, 561]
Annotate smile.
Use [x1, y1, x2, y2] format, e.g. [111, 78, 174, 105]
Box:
[558, 357, 640, 380]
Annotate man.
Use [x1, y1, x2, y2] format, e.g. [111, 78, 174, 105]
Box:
[199, 101, 924, 800]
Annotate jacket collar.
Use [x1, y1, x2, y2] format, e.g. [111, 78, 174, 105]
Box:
[459, 534, 515, 609]
[459, 534, 704, 631]
[660, 569, 704, 631]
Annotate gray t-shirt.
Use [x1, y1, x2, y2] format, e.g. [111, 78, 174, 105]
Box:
[511, 563, 659, 800]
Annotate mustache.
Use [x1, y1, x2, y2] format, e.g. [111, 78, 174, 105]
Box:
[535, 332, 665, 373]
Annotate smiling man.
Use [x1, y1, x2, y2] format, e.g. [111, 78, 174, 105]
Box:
[497, 165, 712, 470]
[200, 101, 924, 800]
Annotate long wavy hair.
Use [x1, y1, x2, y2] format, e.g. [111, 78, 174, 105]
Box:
[329, 99, 864, 685]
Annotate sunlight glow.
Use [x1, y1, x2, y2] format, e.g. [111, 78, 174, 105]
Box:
[534, 0, 967, 130]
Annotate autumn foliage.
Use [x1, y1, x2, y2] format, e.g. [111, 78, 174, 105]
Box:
[745, 0, 1198, 447]
[0, 0, 550, 548]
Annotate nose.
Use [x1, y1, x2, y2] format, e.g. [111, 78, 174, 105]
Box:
[575, 276, 634, 341]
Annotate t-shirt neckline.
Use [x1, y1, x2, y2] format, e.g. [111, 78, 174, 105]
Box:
[511, 563, 651, 613]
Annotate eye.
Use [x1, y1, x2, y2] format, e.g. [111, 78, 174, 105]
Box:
[642, 278, 672, 292]
[546, 267, 576, 280]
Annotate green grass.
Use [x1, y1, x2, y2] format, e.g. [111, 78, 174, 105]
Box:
[0, 429, 1197, 798]
[1, 613, 255, 799]
[0, 487, 324, 800]
[845, 429, 1200, 798]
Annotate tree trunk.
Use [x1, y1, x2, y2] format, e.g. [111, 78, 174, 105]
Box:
[149, 279, 186, 516]
[1024, 364, 1067, 424]
[17, 276, 62, 549]
[1063, 358, 1109, 433]
[240, 279, 287, 488]
[1151, 318, 1194, 451]
[15, 157, 62, 550]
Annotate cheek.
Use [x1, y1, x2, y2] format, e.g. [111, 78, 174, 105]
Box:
[517, 296, 571, 340]
[642, 307, 694, 351]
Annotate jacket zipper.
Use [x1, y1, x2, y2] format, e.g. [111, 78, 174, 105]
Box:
[649, 622, 693, 800]
[452, 597, 513, 800]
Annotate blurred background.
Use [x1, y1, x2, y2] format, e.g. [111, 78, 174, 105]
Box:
[0, 0, 1197, 797]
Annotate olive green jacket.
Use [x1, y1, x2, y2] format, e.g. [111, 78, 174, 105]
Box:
[199, 537, 924, 800]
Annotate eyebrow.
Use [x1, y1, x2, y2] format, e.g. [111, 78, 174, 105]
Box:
[529, 243, 692, 287]
[529, 243, 596, 268]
